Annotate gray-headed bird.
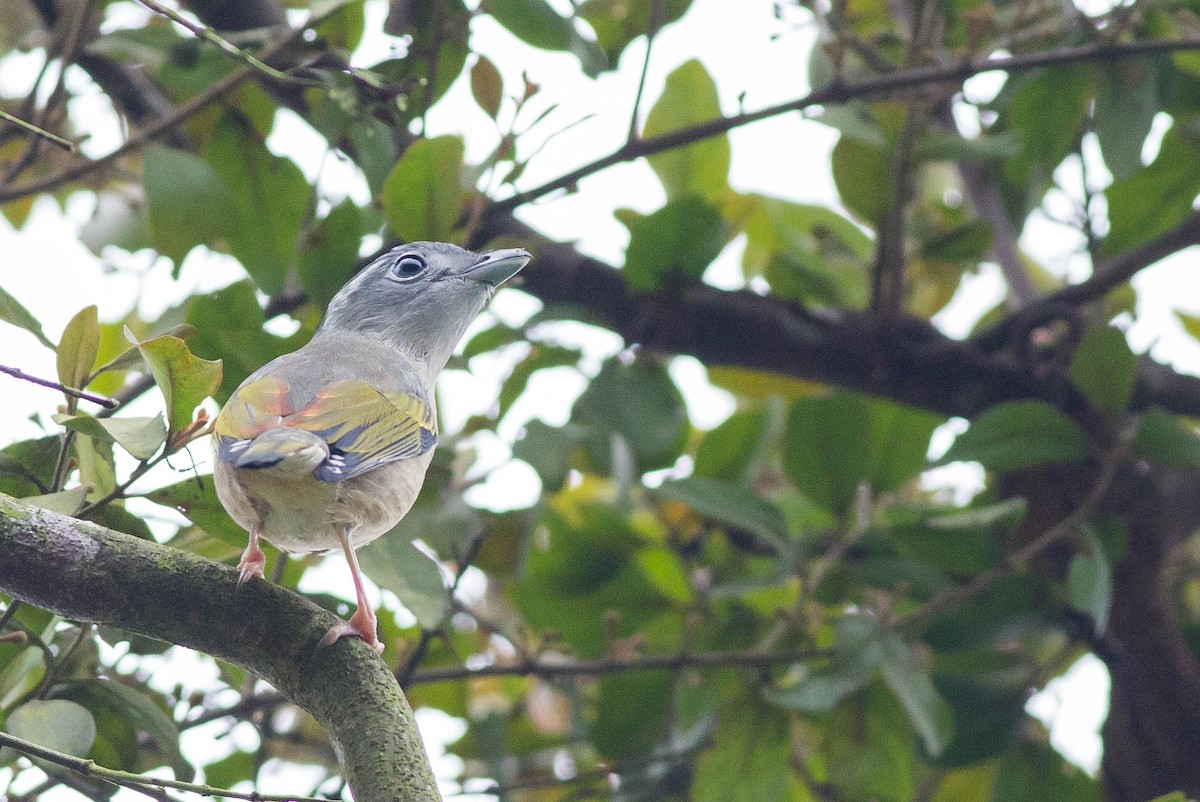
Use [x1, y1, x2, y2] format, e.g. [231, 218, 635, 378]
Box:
[212, 242, 531, 652]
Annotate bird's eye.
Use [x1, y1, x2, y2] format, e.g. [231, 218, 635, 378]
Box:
[390, 253, 427, 280]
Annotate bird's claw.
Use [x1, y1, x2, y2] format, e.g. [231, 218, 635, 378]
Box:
[236, 542, 266, 587]
[319, 607, 383, 654]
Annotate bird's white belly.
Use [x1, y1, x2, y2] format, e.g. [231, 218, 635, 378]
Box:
[216, 454, 434, 554]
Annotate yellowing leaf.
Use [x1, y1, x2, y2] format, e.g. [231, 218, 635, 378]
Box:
[56, 306, 100, 395]
[643, 60, 729, 201]
[127, 328, 222, 436]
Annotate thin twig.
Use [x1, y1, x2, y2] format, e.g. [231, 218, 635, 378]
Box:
[397, 531, 488, 688]
[135, 0, 314, 86]
[0, 20, 311, 204]
[0, 731, 336, 802]
[488, 36, 1200, 215]
[0, 0, 89, 184]
[0, 109, 74, 150]
[895, 441, 1129, 633]
[408, 645, 825, 684]
[0, 364, 117, 408]
[77, 453, 168, 517]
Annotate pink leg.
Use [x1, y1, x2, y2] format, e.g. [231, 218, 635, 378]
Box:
[319, 527, 383, 654]
[236, 527, 266, 587]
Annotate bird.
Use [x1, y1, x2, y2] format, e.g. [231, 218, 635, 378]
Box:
[212, 242, 531, 653]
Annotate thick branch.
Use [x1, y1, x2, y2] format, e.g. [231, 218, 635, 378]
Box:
[477, 217, 1200, 418]
[0, 494, 440, 802]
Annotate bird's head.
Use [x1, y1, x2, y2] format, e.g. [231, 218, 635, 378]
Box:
[317, 241, 531, 368]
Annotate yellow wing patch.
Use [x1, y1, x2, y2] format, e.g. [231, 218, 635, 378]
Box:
[287, 380, 437, 481]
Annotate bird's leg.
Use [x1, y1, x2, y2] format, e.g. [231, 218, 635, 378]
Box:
[320, 526, 383, 654]
[236, 527, 266, 587]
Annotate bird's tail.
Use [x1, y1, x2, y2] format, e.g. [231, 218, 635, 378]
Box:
[235, 427, 329, 477]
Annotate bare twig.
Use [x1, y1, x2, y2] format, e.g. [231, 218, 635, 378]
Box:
[135, 0, 312, 86]
[0, 730, 334, 802]
[896, 440, 1129, 633]
[0, 364, 117, 408]
[408, 645, 825, 684]
[0, 109, 74, 151]
[489, 37, 1200, 215]
[0, 21, 310, 204]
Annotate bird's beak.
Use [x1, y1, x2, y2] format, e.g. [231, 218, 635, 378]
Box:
[465, 248, 531, 287]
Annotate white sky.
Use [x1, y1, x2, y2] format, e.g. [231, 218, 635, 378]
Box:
[7, 0, 1200, 795]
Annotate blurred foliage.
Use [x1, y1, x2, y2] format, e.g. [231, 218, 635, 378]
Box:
[4, 0, 1200, 800]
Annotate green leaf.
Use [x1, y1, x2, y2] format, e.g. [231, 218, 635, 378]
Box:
[185, 280, 304, 403]
[692, 696, 793, 802]
[205, 119, 310, 295]
[578, 0, 692, 64]
[920, 220, 994, 264]
[826, 681, 916, 800]
[1093, 63, 1157, 181]
[484, 0, 605, 76]
[992, 741, 1100, 801]
[623, 196, 729, 292]
[831, 135, 891, 225]
[940, 401, 1092, 471]
[23, 486, 88, 515]
[381, 135, 465, 243]
[144, 145, 230, 264]
[1069, 326, 1136, 415]
[766, 614, 882, 712]
[643, 60, 729, 201]
[470, 55, 503, 119]
[867, 399, 942, 492]
[359, 539, 448, 629]
[0, 286, 54, 349]
[298, 200, 363, 310]
[0, 646, 46, 710]
[61, 679, 193, 781]
[1133, 406, 1200, 469]
[651, 477, 788, 553]
[877, 631, 955, 757]
[1067, 527, 1112, 635]
[572, 357, 689, 471]
[783, 392, 871, 516]
[1003, 66, 1091, 186]
[53, 414, 166, 461]
[1104, 124, 1200, 256]
[0, 436, 59, 498]
[128, 328, 222, 436]
[693, 408, 769, 483]
[0, 699, 96, 768]
[56, 306, 100, 394]
[590, 670, 671, 760]
[513, 419, 577, 491]
[145, 477, 246, 546]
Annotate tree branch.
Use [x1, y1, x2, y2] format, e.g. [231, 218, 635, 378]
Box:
[975, 210, 1200, 350]
[488, 37, 1200, 215]
[0, 731, 333, 802]
[407, 645, 826, 684]
[0, 494, 441, 802]
[474, 216, 1200, 419]
[0, 21, 308, 204]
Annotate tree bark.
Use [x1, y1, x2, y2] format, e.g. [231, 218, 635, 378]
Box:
[0, 494, 441, 802]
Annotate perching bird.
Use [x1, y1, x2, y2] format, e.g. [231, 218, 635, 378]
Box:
[212, 242, 531, 652]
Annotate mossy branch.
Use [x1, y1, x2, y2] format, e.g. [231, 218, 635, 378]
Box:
[0, 493, 441, 802]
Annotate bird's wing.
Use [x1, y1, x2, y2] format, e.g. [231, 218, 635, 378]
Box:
[285, 378, 437, 482]
[213, 375, 294, 463]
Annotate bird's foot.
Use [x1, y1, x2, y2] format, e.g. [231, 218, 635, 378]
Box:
[236, 542, 267, 587]
[319, 606, 383, 654]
